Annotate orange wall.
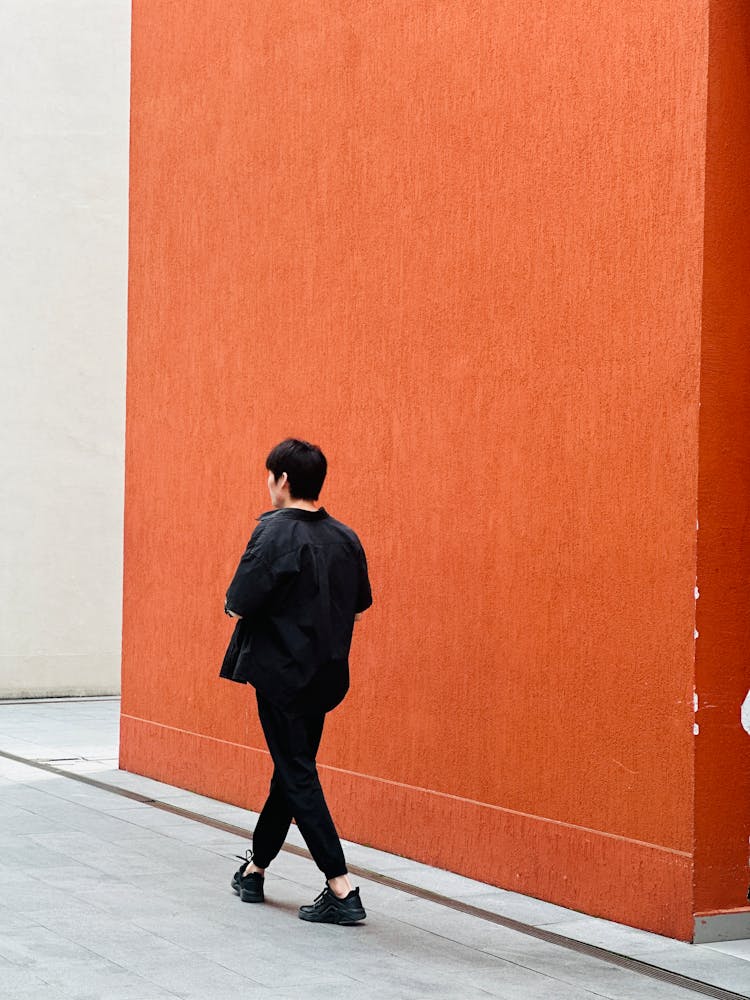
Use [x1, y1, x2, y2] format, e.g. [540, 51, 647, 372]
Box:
[694, 0, 750, 920]
[123, 2, 711, 939]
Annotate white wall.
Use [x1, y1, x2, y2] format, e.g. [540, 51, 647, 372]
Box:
[0, 1, 131, 697]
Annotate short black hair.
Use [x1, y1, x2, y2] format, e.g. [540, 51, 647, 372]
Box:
[265, 439, 327, 501]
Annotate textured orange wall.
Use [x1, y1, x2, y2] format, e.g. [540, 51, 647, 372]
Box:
[694, 0, 750, 920]
[123, 2, 710, 939]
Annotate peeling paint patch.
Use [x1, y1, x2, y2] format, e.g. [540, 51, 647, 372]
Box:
[694, 628, 699, 639]
[694, 692, 699, 713]
[694, 585, 700, 600]
[741, 690, 750, 736]
[694, 723, 700, 735]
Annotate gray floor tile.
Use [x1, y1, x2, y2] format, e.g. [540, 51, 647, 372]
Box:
[30, 849, 165, 880]
[702, 939, 750, 960]
[631, 944, 750, 995]
[0, 806, 61, 835]
[0, 923, 106, 968]
[115, 953, 265, 999]
[35, 958, 181, 1000]
[467, 889, 589, 927]
[375, 861, 511, 899]
[0, 967, 63, 999]
[253, 990, 404, 1000]
[0, 905, 38, 931]
[377, 892, 541, 951]
[480, 933, 709, 999]
[548, 915, 683, 954]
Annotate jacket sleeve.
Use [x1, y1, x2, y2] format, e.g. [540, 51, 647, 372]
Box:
[225, 530, 277, 619]
[355, 546, 373, 614]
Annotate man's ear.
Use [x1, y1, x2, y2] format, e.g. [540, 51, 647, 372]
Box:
[278, 472, 288, 488]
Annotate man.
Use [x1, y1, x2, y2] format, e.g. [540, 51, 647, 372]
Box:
[220, 438, 372, 925]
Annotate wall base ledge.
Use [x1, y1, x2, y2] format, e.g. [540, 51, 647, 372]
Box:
[693, 908, 750, 943]
[120, 712, 695, 939]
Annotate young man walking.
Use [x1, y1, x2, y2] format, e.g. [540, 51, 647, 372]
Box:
[220, 439, 372, 924]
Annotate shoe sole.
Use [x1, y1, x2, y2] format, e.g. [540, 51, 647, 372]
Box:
[231, 876, 264, 904]
[298, 909, 366, 925]
[240, 891, 264, 903]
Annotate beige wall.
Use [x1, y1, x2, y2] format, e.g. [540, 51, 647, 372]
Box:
[0, 1, 131, 697]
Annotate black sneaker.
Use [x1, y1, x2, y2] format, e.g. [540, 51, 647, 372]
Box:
[298, 885, 366, 924]
[231, 852, 265, 903]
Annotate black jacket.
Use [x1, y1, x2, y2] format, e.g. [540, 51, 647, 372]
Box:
[220, 507, 372, 713]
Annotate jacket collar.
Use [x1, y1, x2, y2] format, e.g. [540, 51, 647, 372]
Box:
[258, 507, 329, 522]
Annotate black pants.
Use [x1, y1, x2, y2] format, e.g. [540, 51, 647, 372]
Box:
[251, 693, 347, 880]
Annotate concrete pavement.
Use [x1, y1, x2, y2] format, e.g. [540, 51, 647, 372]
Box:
[0, 698, 747, 1000]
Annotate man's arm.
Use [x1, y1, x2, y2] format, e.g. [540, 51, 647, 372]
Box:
[224, 534, 276, 619]
[355, 547, 373, 617]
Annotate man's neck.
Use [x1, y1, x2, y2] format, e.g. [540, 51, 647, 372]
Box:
[281, 499, 318, 512]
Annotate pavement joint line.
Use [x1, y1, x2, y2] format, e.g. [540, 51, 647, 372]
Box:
[0, 746, 745, 1000]
[0, 695, 120, 705]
